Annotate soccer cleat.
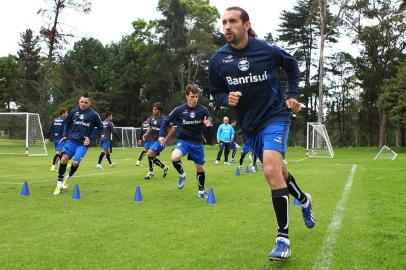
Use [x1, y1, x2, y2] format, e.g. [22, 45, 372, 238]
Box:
[214, 160, 219, 165]
[301, 193, 316, 228]
[96, 164, 103, 169]
[231, 158, 237, 163]
[163, 166, 169, 178]
[144, 172, 154, 180]
[49, 165, 57, 172]
[135, 160, 141, 166]
[178, 174, 186, 189]
[251, 165, 257, 173]
[238, 165, 242, 170]
[224, 162, 230, 165]
[53, 181, 64, 195]
[109, 163, 116, 168]
[62, 175, 71, 189]
[197, 191, 209, 198]
[268, 237, 291, 261]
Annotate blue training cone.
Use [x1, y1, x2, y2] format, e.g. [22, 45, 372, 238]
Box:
[72, 184, 81, 200]
[293, 198, 301, 206]
[20, 180, 30, 196]
[134, 186, 143, 202]
[244, 165, 250, 174]
[207, 187, 216, 205]
[235, 167, 241, 176]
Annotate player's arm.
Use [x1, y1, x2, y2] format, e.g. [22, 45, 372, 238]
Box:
[143, 126, 151, 141]
[158, 108, 178, 145]
[111, 123, 121, 141]
[45, 120, 53, 144]
[87, 112, 103, 145]
[208, 56, 229, 106]
[63, 111, 74, 138]
[216, 124, 222, 143]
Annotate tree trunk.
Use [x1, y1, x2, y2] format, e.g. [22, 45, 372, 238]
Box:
[378, 112, 386, 147]
[317, 0, 326, 124]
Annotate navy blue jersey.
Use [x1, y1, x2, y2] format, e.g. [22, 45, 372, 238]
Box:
[46, 115, 66, 140]
[63, 107, 103, 145]
[159, 104, 211, 144]
[208, 37, 300, 136]
[101, 120, 119, 142]
[141, 118, 151, 140]
[148, 114, 165, 140]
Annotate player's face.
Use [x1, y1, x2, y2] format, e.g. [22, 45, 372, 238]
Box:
[222, 10, 250, 45]
[186, 92, 199, 107]
[152, 107, 161, 116]
[223, 117, 229, 124]
[79, 97, 90, 110]
[62, 111, 68, 118]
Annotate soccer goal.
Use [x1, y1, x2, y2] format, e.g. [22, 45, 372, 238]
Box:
[306, 122, 334, 158]
[113, 127, 138, 148]
[0, 112, 47, 156]
[374, 145, 398, 160]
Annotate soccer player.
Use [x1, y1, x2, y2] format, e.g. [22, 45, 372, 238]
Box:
[53, 93, 103, 195]
[238, 143, 258, 173]
[96, 112, 120, 169]
[158, 84, 212, 198]
[143, 102, 170, 180]
[229, 120, 239, 162]
[208, 7, 315, 260]
[135, 118, 152, 166]
[215, 116, 235, 165]
[45, 109, 68, 171]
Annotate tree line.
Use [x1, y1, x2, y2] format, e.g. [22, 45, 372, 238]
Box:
[0, 0, 405, 147]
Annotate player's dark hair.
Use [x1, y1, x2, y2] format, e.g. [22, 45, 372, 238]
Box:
[152, 102, 163, 113]
[81, 92, 90, 99]
[185, 84, 201, 96]
[104, 112, 112, 119]
[59, 108, 67, 115]
[226, 6, 257, 37]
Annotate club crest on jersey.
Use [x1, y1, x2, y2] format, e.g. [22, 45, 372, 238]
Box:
[79, 114, 84, 120]
[238, 58, 249, 71]
[153, 120, 157, 125]
[190, 112, 196, 119]
[222, 55, 234, 63]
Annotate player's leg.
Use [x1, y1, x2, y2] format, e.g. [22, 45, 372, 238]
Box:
[53, 141, 75, 195]
[65, 145, 88, 185]
[144, 150, 155, 179]
[97, 141, 107, 168]
[215, 141, 224, 164]
[171, 141, 187, 189]
[149, 141, 168, 177]
[223, 142, 231, 165]
[190, 143, 207, 198]
[104, 141, 115, 167]
[136, 141, 151, 166]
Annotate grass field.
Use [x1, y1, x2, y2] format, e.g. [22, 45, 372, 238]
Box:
[0, 145, 405, 269]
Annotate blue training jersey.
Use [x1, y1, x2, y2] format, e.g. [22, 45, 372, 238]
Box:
[159, 103, 211, 144]
[217, 123, 235, 142]
[46, 115, 66, 140]
[208, 37, 300, 136]
[63, 107, 103, 145]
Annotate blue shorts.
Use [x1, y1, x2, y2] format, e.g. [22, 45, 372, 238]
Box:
[149, 140, 165, 154]
[241, 144, 252, 155]
[144, 140, 152, 149]
[175, 140, 205, 165]
[62, 140, 89, 163]
[101, 140, 111, 150]
[230, 141, 236, 150]
[246, 121, 290, 162]
[55, 139, 65, 152]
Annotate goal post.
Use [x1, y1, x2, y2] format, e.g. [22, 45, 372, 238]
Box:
[113, 127, 138, 148]
[306, 122, 334, 158]
[373, 145, 398, 160]
[0, 112, 47, 156]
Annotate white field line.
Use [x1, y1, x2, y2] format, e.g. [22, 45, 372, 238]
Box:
[312, 164, 357, 270]
[286, 158, 306, 163]
[0, 169, 138, 185]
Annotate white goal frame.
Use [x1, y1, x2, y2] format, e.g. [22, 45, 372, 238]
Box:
[373, 145, 398, 160]
[0, 112, 47, 156]
[306, 122, 334, 158]
[114, 127, 138, 148]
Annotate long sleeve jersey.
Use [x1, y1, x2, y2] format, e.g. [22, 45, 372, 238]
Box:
[46, 115, 66, 140]
[101, 120, 120, 142]
[159, 103, 211, 144]
[148, 114, 165, 141]
[63, 107, 103, 145]
[208, 37, 300, 136]
[216, 123, 235, 143]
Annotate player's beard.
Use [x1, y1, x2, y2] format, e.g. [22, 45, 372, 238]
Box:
[225, 31, 244, 46]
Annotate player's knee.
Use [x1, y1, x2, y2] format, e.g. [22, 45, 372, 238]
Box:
[72, 161, 79, 167]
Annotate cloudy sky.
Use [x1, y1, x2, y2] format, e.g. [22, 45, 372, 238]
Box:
[0, 0, 304, 56]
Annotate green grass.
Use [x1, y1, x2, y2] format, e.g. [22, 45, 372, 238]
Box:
[0, 146, 405, 269]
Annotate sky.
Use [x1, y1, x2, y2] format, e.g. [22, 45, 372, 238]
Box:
[0, 0, 301, 56]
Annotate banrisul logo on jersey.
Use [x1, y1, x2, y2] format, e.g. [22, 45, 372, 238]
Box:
[226, 70, 269, 86]
[238, 58, 249, 71]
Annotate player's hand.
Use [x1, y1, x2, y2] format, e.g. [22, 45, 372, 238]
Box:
[285, 98, 303, 113]
[203, 116, 212, 127]
[44, 139, 49, 144]
[158, 137, 166, 147]
[83, 136, 90, 146]
[228, 91, 242, 106]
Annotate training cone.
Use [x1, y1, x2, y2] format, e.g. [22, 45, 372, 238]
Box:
[244, 165, 250, 174]
[293, 199, 301, 206]
[207, 187, 216, 205]
[134, 186, 143, 202]
[235, 167, 241, 176]
[20, 181, 30, 196]
[72, 184, 81, 200]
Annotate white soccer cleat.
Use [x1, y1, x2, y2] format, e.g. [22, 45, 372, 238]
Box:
[62, 175, 72, 189]
[109, 163, 116, 168]
[96, 164, 103, 169]
[224, 162, 230, 165]
[135, 160, 141, 166]
[53, 181, 64, 195]
[214, 160, 219, 165]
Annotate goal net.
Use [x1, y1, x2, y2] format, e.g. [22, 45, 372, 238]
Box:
[373, 145, 398, 160]
[0, 112, 47, 156]
[306, 122, 334, 158]
[113, 127, 138, 148]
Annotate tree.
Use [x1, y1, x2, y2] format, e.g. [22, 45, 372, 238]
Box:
[37, 0, 91, 118]
[0, 56, 24, 112]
